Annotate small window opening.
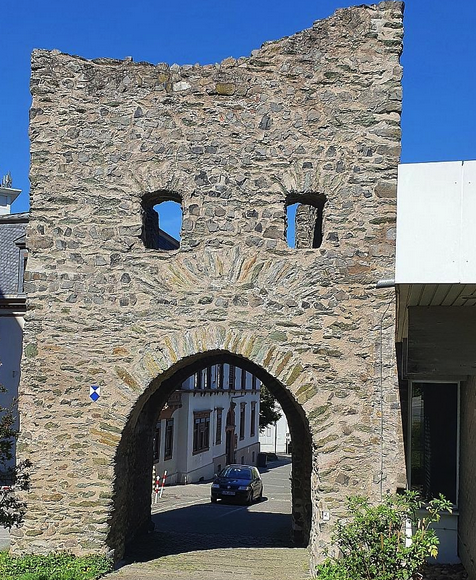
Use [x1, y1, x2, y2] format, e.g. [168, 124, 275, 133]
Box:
[141, 192, 182, 250]
[285, 193, 326, 249]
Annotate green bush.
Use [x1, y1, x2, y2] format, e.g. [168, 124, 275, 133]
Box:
[0, 552, 113, 580]
[315, 491, 452, 580]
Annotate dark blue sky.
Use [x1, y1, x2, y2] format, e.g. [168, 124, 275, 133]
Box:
[1, 0, 475, 215]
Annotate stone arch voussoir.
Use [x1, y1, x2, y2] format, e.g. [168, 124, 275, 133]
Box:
[108, 325, 316, 560]
[128, 326, 315, 408]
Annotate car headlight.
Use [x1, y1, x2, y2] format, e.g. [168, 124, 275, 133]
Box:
[211, 483, 220, 489]
[238, 486, 250, 491]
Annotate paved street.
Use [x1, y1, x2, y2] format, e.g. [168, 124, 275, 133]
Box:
[148, 455, 294, 552]
[107, 455, 310, 579]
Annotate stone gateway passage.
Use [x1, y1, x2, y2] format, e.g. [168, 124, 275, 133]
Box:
[16, 1, 404, 568]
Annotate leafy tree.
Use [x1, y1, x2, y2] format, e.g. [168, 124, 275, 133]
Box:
[0, 383, 31, 529]
[259, 385, 282, 430]
[315, 491, 452, 580]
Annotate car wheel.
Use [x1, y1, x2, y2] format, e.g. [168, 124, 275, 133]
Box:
[246, 491, 253, 505]
[258, 488, 263, 501]
[211, 496, 217, 503]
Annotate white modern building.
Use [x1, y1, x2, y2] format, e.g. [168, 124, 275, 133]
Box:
[259, 404, 290, 455]
[394, 160, 476, 568]
[153, 364, 261, 485]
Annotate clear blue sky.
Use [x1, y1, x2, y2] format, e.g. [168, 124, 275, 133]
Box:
[1, 0, 475, 222]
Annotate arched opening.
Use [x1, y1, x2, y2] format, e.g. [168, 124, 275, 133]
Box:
[285, 193, 326, 249]
[107, 351, 313, 562]
[141, 191, 182, 250]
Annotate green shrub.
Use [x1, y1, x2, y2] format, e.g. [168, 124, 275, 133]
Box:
[315, 491, 452, 580]
[0, 552, 113, 580]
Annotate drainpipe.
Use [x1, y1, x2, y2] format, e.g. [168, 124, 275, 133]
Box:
[376, 279, 395, 289]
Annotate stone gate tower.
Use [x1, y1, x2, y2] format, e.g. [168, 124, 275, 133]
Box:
[15, 1, 404, 566]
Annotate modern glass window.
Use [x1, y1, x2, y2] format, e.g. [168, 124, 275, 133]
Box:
[193, 412, 210, 454]
[409, 382, 458, 505]
[164, 419, 174, 460]
[216, 408, 223, 445]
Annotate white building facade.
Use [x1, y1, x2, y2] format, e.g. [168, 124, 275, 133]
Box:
[153, 363, 261, 485]
[0, 179, 26, 473]
[259, 405, 290, 455]
[395, 160, 476, 568]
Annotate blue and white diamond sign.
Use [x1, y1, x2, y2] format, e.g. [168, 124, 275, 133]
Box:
[90, 385, 101, 402]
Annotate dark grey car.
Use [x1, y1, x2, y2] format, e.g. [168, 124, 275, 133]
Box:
[211, 464, 263, 505]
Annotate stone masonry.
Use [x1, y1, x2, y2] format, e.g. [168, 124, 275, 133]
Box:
[15, 1, 405, 568]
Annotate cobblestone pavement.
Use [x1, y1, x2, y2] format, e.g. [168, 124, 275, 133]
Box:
[106, 546, 310, 580]
[102, 459, 469, 580]
[106, 458, 310, 579]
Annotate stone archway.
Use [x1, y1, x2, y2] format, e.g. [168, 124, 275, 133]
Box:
[106, 342, 314, 561]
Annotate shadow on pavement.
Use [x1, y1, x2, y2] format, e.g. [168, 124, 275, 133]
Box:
[124, 505, 295, 564]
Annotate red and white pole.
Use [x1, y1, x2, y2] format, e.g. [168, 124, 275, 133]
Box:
[159, 470, 167, 498]
[152, 467, 160, 504]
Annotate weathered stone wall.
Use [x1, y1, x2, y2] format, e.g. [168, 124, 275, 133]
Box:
[16, 0, 405, 566]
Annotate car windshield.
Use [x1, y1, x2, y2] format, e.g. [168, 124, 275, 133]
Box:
[219, 467, 252, 480]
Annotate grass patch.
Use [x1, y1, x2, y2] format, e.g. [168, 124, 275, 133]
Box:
[0, 552, 113, 580]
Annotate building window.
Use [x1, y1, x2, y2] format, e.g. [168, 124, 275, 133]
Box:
[141, 191, 181, 250]
[153, 423, 161, 461]
[229, 365, 236, 390]
[251, 375, 258, 390]
[18, 247, 27, 293]
[216, 408, 223, 445]
[239, 403, 246, 440]
[164, 419, 174, 460]
[240, 369, 247, 391]
[193, 411, 210, 454]
[286, 193, 327, 249]
[194, 371, 202, 390]
[250, 402, 256, 438]
[409, 382, 458, 505]
[205, 367, 213, 389]
[217, 364, 224, 390]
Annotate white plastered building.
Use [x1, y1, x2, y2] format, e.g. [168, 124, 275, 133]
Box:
[153, 364, 261, 484]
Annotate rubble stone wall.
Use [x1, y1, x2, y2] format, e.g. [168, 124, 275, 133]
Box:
[16, 1, 405, 566]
